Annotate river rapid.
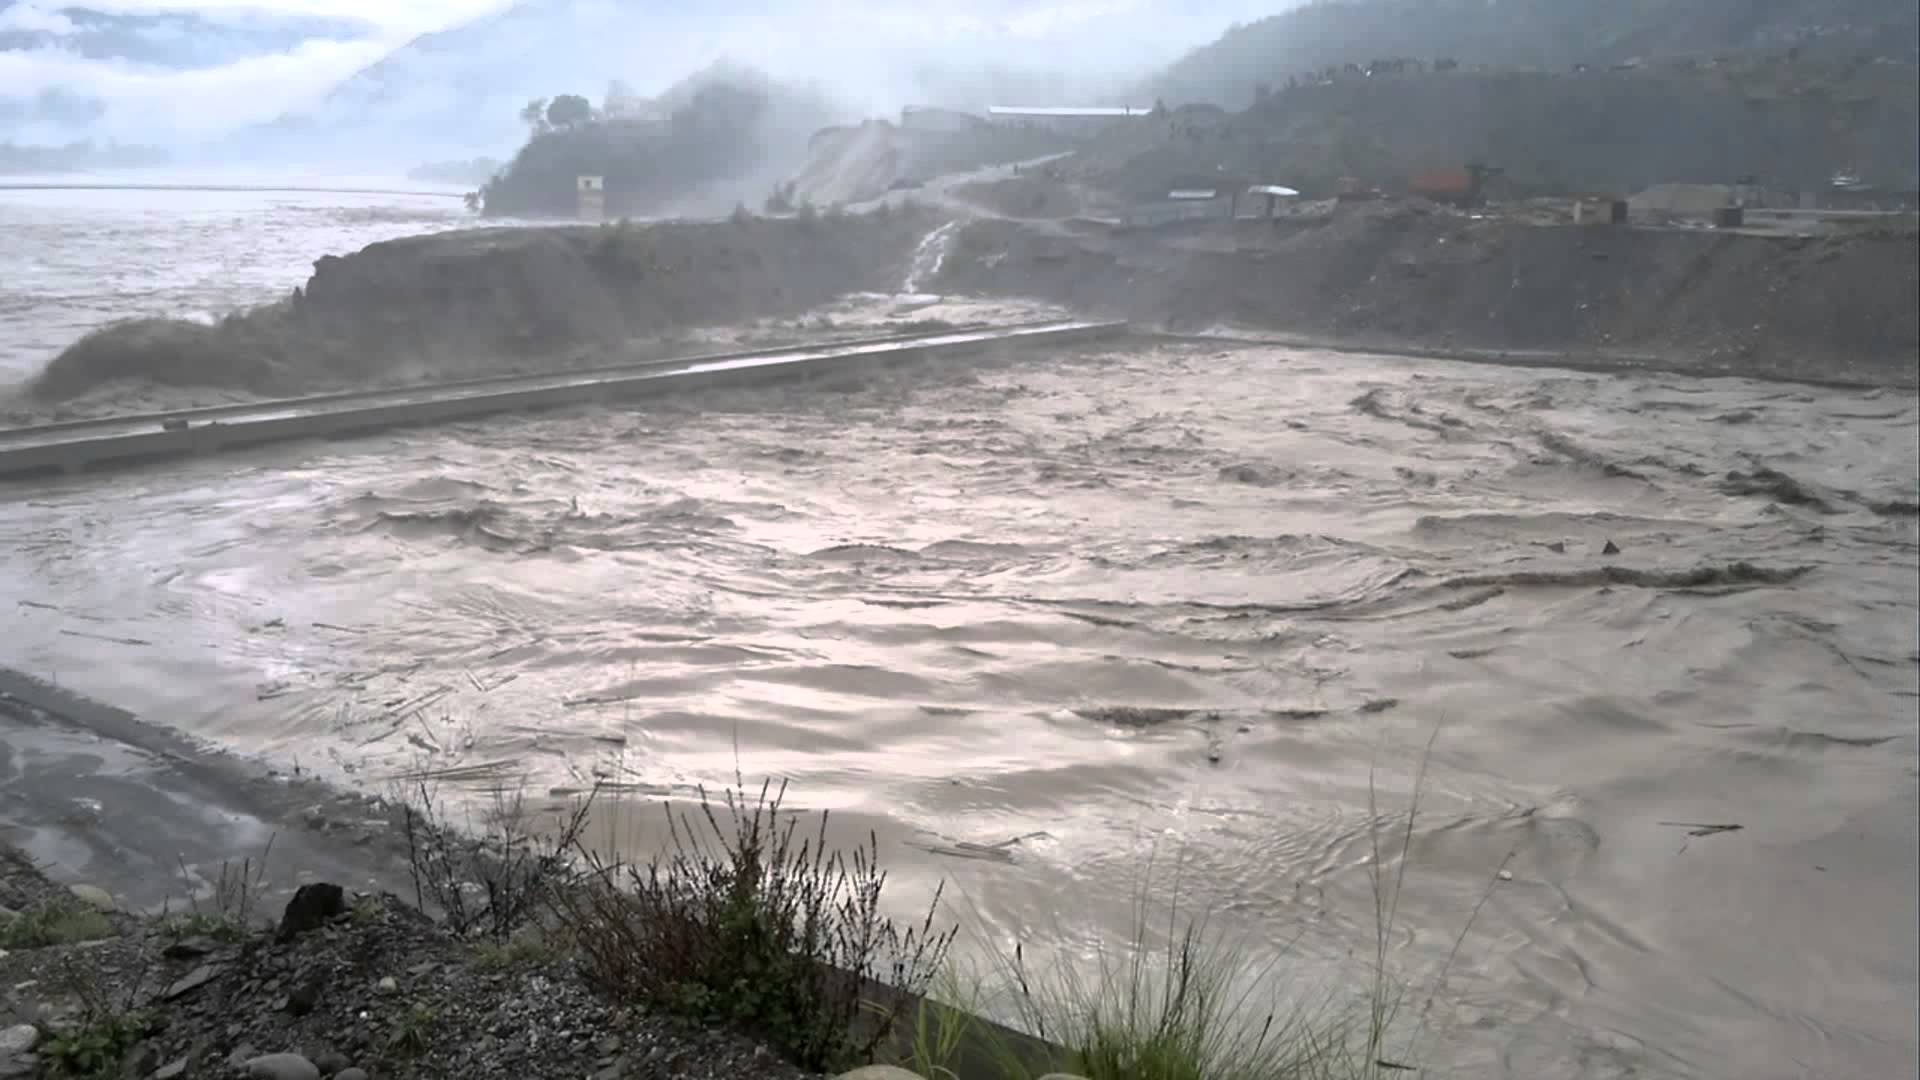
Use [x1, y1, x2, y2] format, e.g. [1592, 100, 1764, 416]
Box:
[1, 183, 1915, 1079]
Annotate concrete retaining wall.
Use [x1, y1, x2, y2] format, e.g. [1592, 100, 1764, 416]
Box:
[0, 321, 1125, 482]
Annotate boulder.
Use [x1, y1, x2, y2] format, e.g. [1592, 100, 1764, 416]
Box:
[68, 883, 117, 912]
[834, 1068, 927, 1080]
[277, 883, 347, 941]
[244, 1053, 321, 1080]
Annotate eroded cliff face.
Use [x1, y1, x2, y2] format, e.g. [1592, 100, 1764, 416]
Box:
[934, 209, 1920, 385]
[32, 208, 941, 400]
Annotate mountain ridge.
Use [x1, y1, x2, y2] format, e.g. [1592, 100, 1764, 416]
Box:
[1151, 0, 1920, 107]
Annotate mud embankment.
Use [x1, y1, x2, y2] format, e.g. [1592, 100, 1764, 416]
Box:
[934, 208, 1920, 386]
[30, 208, 941, 401]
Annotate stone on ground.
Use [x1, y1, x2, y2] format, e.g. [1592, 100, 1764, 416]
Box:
[834, 1068, 928, 1080]
[244, 1052, 322, 1080]
[67, 883, 116, 911]
[333, 1070, 369, 1080]
[0, 1026, 34, 1056]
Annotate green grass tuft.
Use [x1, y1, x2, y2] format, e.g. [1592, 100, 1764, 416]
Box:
[37, 1009, 150, 1079]
[0, 901, 114, 949]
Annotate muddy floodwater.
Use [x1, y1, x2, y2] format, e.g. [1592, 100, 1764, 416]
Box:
[2, 186, 1917, 1079]
[0, 174, 476, 388]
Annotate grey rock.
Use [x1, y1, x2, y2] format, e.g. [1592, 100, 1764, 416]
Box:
[334, 1071, 369, 1080]
[285, 971, 325, 1017]
[154, 1061, 188, 1080]
[374, 975, 398, 994]
[310, 1048, 351, 1076]
[120, 1041, 159, 1078]
[244, 1053, 322, 1080]
[164, 961, 226, 1000]
[834, 1068, 927, 1080]
[162, 936, 216, 960]
[0, 1025, 36, 1055]
[0, 1052, 36, 1079]
[68, 883, 117, 912]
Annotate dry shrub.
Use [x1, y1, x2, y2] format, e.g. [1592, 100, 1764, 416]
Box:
[554, 779, 955, 1071]
[400, 782, 593, 941]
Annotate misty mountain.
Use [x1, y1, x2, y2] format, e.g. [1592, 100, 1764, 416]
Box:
[0, 2, 372, 69]
[1152, 0, 1920, 107]
[259, 0, 1280, 163]
[0, 1, 377, 141]
[481, 62, 848, 218]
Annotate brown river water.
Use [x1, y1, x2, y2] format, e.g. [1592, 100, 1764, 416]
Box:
[1, 183, 1916, 1079]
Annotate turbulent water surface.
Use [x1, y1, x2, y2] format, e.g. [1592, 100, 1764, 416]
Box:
[0, 173, 475, 388]
[1, 186, 1916, 1079]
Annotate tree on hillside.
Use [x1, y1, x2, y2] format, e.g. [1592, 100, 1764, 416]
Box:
[519, 98, 551, 135]
[547, 94, 595, 130]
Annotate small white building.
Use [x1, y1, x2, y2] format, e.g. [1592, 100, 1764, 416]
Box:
[577, 175, 605, 222]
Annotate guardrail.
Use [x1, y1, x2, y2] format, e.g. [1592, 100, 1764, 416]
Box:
[0, 320, 1126, 482]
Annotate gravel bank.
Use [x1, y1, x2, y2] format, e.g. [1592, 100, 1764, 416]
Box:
[0, 851, 821, 1080]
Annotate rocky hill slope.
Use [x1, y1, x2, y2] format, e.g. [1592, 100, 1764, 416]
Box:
[1152, 0, 1920, 107]
[1078, 58, 1919, 198]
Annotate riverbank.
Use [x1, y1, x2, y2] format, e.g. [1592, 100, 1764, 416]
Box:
[0, 673, 1351, 1080]
[15, 199, 1917, 416]
[933, 207, 1920, 389]
[0, 847, 822, 1080]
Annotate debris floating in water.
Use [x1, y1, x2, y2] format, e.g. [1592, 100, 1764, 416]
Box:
[1659, 821, 1744, 838]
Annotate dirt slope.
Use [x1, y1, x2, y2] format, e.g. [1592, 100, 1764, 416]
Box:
[934, 207, 1920, 385]
[30, 208, 939, 400]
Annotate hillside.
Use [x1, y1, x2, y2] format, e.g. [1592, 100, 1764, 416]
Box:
[480, 65, 846, 218]
[1077, 61, 1920, 198]
[1153, 0, 1920, 107]
[935, 209, 1920, 386]
[258, 0, 1276, 162]
[0, 2, 370, 68]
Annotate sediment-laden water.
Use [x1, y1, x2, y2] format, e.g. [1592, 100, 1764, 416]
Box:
[1, 184, 1915, 1079]
[0, 175, 475, 389]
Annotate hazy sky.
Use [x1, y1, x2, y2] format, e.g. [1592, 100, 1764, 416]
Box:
[22, 0, 507, 34]
[2, 0, 1279, 147]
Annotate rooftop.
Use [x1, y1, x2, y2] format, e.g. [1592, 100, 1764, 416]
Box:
[986, 106, 1153, 118]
